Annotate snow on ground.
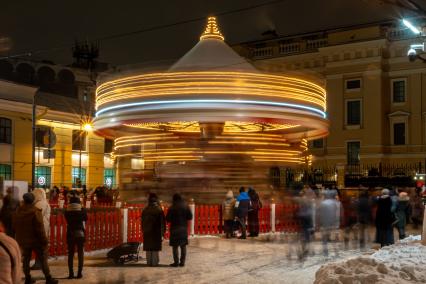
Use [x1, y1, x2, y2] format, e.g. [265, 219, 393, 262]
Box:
[32, 234, 368, 284]
[314, 236, 426, 284]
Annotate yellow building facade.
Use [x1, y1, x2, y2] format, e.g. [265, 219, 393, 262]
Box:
[0, 64, 115, 190]
[235, 20, 426, 173]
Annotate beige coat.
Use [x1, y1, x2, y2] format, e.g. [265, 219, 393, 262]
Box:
[0, 232, 23, 284]
[32, 189, 51, 238]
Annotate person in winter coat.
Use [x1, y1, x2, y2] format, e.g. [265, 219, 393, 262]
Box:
[0, 187, 19, 237]
[31, 188, 51, 270]
[235, 187, 251, 239]
[375, 188, 394, 247]
[357, 189, 372, 249]
[64, 196, 87, 279]
[12, 193, 58, 284]
[166, 194, 193, 267]
[248, 188, 262, 237]
[395, 192, 411, 240]
[142, 193, 166, 267]
[296, 190, 315, 259]
[222, 191, 236, 238]
[318, 190, 341, 256]
[410, 188, 424, 229]
[0, 220, 23, 284]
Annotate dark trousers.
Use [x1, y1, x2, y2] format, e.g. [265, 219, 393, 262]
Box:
[172, 245, 187, 265]
[22, 246, 51, 281]
[237, 216, 247, 238]
[224, 220, 234, 237]
[67, 237, 85, 276]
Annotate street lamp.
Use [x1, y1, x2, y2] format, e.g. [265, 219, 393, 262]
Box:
[78, 118, 92, 188]
[403, 19, 422, 35]
[402, 19, 426, 62]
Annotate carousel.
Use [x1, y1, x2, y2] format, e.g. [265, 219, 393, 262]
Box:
[94, 17, 329, 201]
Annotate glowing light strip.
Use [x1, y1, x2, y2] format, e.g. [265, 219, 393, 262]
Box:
[95, 99, 326, 118]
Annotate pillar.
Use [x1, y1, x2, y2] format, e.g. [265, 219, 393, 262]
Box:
[189, 198, 195, 236]
[270, 198, 276, 233]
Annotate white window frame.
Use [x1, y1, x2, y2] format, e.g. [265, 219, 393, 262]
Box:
[391, 78, 407, 105]
[345, 78, 362, 92]
[345, 99, 362, 129]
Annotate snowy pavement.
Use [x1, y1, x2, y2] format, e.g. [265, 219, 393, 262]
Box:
[30, 234, 375, 284]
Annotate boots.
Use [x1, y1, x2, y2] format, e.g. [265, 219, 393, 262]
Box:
[45, 276, 58, 284]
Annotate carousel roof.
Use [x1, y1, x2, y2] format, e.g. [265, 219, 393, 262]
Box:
[169, 17, 257, 72]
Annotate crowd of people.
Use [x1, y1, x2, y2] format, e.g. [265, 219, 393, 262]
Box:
[0, 184, 424, 282]
[0, 187, 87, 284]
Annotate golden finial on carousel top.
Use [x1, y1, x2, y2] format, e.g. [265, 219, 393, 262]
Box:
[200, 16, 224, 41]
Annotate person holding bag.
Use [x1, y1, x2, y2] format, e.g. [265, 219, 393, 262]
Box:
[64, 197, 87, 279]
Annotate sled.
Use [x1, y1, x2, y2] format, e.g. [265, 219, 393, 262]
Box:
[106, 242, 141, 265]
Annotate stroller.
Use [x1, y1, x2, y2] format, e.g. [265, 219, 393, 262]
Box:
[107, 242, 141, 265]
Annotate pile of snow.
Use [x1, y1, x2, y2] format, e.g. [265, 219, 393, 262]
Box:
[314, 236, 426, 284]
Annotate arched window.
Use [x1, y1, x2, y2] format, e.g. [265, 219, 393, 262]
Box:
[0, 117, 12, 144]
[37, 66, 55, 91]
[57, 69, 75, 85]
[16, 63, 35, 84]
[0, 60, 13, 80]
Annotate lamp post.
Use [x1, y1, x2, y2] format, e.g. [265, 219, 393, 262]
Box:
[78, 118, 92, 188]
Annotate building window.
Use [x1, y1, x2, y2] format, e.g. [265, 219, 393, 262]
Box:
[36, 126, 54, 148]
[0, 164, 12, 180]
[104, 168, 115, 188]
[72, 130, 86, 151]
[312, 138, 324, 148]
[347, 141, 360, 165]
[72, 167, 86, 187]
[393, 123, 406, 145]
[346, 100, 361, 126]
[392, 79, 406, 103]
[0, 117, 12, 144]
[345, 79, 361, 91]
[35, 166, 51, 188]
[104, 139, 114, 153]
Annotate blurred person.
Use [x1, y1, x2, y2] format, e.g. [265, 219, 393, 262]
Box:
[235, 187, 251, 239]
[64, 196, 87, 279]
[410, 188, 424, 229]
[0, 220, 23, 284]
[166, 194, 193, 267]
[342, 195, 358, 249]
[0, 187, 19, 237]
[31, 188, 51, 270]
[357, 189, 372, 249]
[142, 193, 165, 267]
[375, 188, 394, 247]
[222, 190, 236, 239]
[248, 187, 262, 237]
[296, 189, 315, 259]
[395, 191, 411, 240]
[318, 190, 341, 256]
[12, 193, 58, 284]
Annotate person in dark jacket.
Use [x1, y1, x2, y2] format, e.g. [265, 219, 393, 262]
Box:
[142, 193, 165, 267]
[247, 188, 262, 237]
[395, 192, 411, 240]
[235, 187, 250, 239]
[64, 196, 87, 279]
[375, 188, 394, 247]
[12, 193, 58, 284]
[166, 194, 193, 267]
[0, 187, 19, 237]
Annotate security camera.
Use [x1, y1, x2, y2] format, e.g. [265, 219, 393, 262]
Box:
[408, 48, 417, 62]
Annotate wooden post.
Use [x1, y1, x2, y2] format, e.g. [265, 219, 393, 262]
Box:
[189, 199, 195, 236]
[271, 198, 276, 233]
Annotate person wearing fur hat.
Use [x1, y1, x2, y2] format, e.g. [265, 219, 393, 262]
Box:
[64, 196, 87, 279]
[142, 193, 166, 267]
[375, 188, 394, 247]
[31, 188, 51, 270]
[12, 193, 58, 284]
[222, 191, 236, 238]
[395, 191, 411, 240]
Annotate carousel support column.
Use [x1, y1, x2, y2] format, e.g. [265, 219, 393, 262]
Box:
[189, 198, 195, 236]
[336, 163, 345, 189]
[270, 198, 276, 233]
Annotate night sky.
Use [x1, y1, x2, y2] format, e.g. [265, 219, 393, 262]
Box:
[0, 0, 424, 67]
